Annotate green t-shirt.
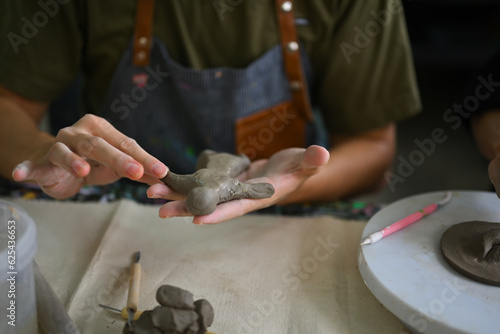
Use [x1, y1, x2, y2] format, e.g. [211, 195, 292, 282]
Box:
[0, 0, 421, 135]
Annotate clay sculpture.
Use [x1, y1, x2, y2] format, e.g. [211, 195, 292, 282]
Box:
[161, 150, 275, 215]
[440, 221, 500, 286]
[123, 285, 214, 334]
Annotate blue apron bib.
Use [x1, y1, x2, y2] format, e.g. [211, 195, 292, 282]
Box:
[99, 0, 317, 174]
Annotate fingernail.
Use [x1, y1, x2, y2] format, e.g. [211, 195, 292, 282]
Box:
[148, 194, 161, 199]
[126, 162, 141, 177]
[13, 163, 27, 172]
[72, 160, 85, 174]
[12, 163, 29, 179]
[152, 163, 167, 178]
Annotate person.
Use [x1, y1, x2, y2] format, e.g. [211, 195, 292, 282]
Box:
[468, 50, 500, 196]
[0, 0, 421, 224]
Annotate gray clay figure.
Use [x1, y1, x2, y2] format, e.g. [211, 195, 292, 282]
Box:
[123, 285, 214, 334]
[161, 150, 275, 215]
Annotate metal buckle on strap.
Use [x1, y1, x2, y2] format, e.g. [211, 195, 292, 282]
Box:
[275, 0, 314, 121]
[133, 0, 155, 67]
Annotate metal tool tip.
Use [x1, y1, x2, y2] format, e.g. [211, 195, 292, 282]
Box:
[360, 239, 371, 246]
[127, 309, 135, 327]
[438, 191, 453, 207]
[99, 304, 121, 312]
[135, 251, 141, 263]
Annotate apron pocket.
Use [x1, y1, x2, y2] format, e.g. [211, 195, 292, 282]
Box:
[236, 100, 307, 160]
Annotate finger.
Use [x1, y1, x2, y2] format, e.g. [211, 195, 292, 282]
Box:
[80, 160, 121, 185]
[139, 175, 168, 187]
[488, 159, 500, 198]
[12, 160, 56, 184]
[12, 161, 32, 182]
[79, 115, 168, 178]
[12, 160, 83, 198]
[147, 183, 186, 201]
[101, 131, 168, 179]
[47, 142, 90, 178]
[67, 133, 145, 180]
[158, 200, 192, 218]
[301, 145, 330, 170]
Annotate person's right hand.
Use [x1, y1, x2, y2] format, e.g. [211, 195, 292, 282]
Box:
[488, 145, 500, 198]
[12, 114, 168, 199]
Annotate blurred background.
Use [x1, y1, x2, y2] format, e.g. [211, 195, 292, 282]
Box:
[357, 0, 500, 203]
[41, 0, 500, 205]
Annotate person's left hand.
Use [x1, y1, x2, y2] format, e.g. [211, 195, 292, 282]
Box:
[147, 145, 329, 224]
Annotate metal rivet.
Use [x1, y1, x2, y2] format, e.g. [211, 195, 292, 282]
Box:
[287, 41, 299, 52]
[281, 1, 293, 12]
[138, 36, 148, 47]
[136, 51, 146, 61]
[290, 81, 302, 90]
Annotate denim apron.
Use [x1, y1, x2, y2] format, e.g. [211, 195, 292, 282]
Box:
[100, 0, 317, 173]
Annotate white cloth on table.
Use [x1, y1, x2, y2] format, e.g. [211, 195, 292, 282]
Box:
[7, 198, 407, 334]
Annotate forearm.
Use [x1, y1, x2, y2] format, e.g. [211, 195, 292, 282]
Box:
[0, 97, 54, 179]
[471, 110, 500, 161]
[281, 124, 396, 203]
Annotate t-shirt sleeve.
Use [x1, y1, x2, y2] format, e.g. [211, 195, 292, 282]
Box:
[0, 1, 83, 103]
[314, 0, 422, 135]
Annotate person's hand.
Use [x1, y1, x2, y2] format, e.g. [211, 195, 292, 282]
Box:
[488, 144, 500, 198]
[12, 114, 168, 199]
[147, 145, 329, 224]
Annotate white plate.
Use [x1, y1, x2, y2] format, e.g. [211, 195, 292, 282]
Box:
[358, 191, 500, 334]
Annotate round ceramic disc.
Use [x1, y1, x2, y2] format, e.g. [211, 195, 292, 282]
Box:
[358, 191, 500, 334]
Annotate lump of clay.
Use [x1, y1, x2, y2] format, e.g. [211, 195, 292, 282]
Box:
[156, 284, 195, 310]
[440, 220, 500, 286]
[123, 285, 214, 334]
[194, 299, 214, 331]
[161, 150, 275, 215]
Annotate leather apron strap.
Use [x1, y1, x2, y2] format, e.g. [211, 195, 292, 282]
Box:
[275, 0, 314, 121]
[235, 0, 315, 160]
[133, 0, 155, 67]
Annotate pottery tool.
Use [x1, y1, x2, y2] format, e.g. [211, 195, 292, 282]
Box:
[126, 251, 142, 326]
[361, 191, 452, 245]
[98, 304, 143, 320]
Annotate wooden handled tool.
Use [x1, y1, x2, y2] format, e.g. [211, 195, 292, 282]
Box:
[126, 251, 142, 325]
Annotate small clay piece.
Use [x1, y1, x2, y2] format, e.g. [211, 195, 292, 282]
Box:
[123, 285, 214, 334]
[123, 311, 157, 334]
[194, 299, 214, 332]
[156, 285, 195, 310]
[161, 150, 275, 215]
[440, 221, 500, 286]
[150, 307, 199, 333]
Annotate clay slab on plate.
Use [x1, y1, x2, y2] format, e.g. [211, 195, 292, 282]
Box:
[441, 221, 500, 286]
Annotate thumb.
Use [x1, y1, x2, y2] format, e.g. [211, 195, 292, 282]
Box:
[12, 160, 57, 186]
[12, 161, 36, 182]
[301, 145, 330, 171]
[488, 157, 500, 198]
